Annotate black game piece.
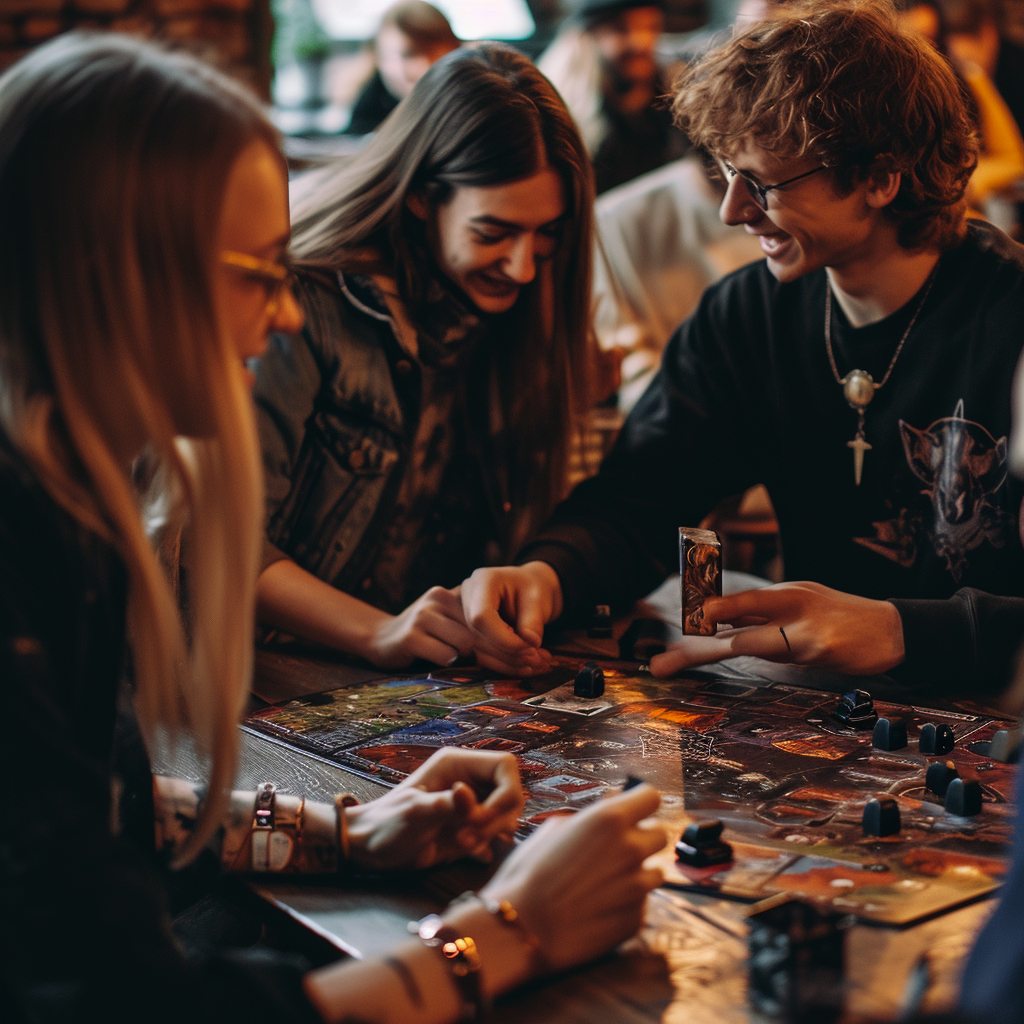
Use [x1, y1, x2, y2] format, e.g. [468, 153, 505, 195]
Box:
[925, 760, 959, 798]
[587, 604, 613, 639]
[944, 777, 983, 816]
[920, 722, 955, 755]
[989, 728, 1023, 764]
[623, 774, 644, 791]
[833, 689, 878, 730]
[748, 898, 846, 1023]
[574, 661, 605, 699]
[675, 819, 733, 867]
[862, 797, 901, 836]
[872, 716, 908, 751]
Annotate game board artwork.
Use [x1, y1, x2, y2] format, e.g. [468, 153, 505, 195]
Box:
[241, 658, 1017, 925]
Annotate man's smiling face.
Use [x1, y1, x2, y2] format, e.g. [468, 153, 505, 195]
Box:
[717, 138, 889, 284]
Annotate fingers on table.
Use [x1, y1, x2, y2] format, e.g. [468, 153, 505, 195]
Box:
[416, 605, 475, 660]
[514, 600, 547, 649]
[474, 644, 551, 677]
[410, 636, 461, 666]
[649, 622, 799, 676]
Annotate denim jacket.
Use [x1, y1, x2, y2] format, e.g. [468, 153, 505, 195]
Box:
[254, 269, 498, 613]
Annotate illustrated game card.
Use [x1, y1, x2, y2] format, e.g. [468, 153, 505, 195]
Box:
[679, 527, 722, 636]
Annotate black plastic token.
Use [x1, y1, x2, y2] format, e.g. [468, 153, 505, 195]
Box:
[944, 778, 982, 817]
[862, 797, 901, 836]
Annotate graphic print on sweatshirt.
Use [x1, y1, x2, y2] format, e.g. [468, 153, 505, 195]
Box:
[854, 400, 1013, 583]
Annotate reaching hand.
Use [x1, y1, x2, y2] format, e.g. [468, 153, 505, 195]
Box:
[345, 748, 525, 870]
[460, 561, 562, 675]
[650, 581, 906, 678]
[364, 586, 475, 669]
[479, 784, 666, 976]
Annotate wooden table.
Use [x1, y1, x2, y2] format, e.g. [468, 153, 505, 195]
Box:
[159, 643, 1001, 1022]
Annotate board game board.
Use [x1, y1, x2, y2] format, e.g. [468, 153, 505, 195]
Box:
[242, 658, 1019, 925]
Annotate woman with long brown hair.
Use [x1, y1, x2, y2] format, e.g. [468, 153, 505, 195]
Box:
[254, 44, 596, 674]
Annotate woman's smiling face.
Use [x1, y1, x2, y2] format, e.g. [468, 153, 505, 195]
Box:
[416, 167, 567, 315]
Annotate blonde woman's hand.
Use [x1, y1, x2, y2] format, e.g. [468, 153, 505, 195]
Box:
[478, 784, 665, 977]
[345, 748, 525, 870]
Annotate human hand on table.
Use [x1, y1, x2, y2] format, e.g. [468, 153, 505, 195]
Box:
[304, 785, 666, 1021]
[345, 748, 525, 870]
[364, 585, 475, 669]
[476, 784, 666, 977]
[460, 561, 562, 675]
[650, 581, 906, 678]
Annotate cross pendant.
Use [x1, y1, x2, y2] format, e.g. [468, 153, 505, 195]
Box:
[847, 410, 872, 486]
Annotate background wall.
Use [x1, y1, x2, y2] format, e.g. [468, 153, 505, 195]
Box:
[0, 0, 273, 95]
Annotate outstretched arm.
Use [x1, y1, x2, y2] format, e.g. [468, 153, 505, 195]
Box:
[257, 558, 475, 669]
[650, 582, 1024, 699]
[152, 748, 527, 874]
[304, 784, 666, 1024]
[649, 582, 906, 678]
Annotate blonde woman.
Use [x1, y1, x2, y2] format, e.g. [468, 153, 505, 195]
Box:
[0, 33, 664, 1023]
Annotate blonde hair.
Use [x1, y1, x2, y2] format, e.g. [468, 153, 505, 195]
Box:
[0, 33, 276, 864]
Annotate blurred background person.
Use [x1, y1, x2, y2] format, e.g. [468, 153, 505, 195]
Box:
[942, 0, 1024, 138]
[897, 0, 1024, 211]
[539, 0, 688, 195]
[344, 0, 459, 136]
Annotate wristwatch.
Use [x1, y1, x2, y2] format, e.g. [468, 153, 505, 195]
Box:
[251, 782, 294, 872]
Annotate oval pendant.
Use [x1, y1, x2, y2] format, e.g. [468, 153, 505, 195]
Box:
[843, 369, 876, 410]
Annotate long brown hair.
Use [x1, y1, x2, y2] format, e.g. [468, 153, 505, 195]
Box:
[291, 44, 596, 553]
[0, 33, 276, 864]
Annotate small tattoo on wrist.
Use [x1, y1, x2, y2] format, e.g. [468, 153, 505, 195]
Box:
[384, 956, 424, 1009]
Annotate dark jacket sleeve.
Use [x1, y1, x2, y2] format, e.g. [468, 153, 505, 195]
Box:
[889, 589, 1024, 697]
[0, 462, 323, 1024]
[517, 281, 763, 623]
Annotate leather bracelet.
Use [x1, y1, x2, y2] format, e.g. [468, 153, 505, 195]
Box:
[252, 783, 298, 872]
[254, 781, 276, 829]
[334, 793, 359, 868]
[410, 913, 489, 1021]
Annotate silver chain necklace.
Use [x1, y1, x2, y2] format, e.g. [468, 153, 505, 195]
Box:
[824, 266, 937, 486]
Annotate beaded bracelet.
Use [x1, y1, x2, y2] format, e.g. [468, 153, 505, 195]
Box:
[450, 891, 549, 977]
[410, 913, 488, 1021]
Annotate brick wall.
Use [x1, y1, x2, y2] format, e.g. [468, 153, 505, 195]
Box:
[0, 0, 272, 97]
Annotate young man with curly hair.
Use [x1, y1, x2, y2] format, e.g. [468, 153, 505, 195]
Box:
[461, 0, 1024, 699]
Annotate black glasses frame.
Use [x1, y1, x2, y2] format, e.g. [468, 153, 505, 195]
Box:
[720, 160, 829, 210]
